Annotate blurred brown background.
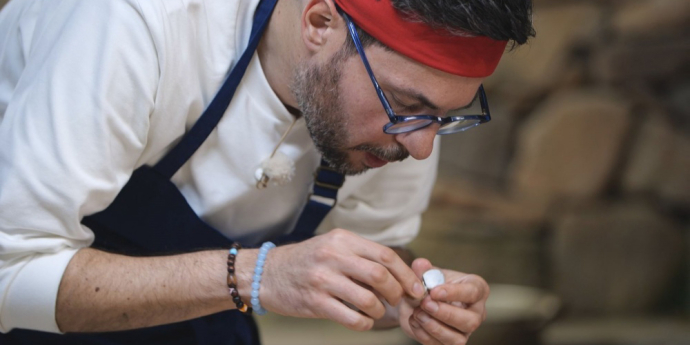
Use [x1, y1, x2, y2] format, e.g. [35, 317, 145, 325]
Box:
[412, 0, 690, 343]
[1, 0, 688, 344]
[259, 0, 690, 344]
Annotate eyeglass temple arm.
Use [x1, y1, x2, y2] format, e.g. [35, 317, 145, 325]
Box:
[477, 85, 491, 120]
[341, 12, 397, 120]
[341, 9, 492, 124]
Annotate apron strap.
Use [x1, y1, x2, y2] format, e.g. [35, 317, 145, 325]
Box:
[153, 0, 278, 179]
[277, 160, 344, 244]
[150, 0, 346, 242]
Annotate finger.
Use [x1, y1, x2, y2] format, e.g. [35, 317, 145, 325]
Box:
[327, 275, 387, 320]
[411, 257, 433, 278]
[341, 257, 404, 307]
[321, 297, 375, 331]
[431, 275, 489, 305]
[347, 237, 425, 300]
[415, 310, 470, 345]
[421, 297, 483, 334]
[409, 315, 443, 345]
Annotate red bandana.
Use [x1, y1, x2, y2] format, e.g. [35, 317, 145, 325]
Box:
[334, 0, 508, 78]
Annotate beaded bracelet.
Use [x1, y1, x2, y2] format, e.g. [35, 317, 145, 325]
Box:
[251, 241, 275, 316]
[227, 243, 252, 314]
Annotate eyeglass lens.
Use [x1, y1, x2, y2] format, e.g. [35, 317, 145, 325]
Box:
[386, 117, 483, 135]
[437, 119, 482, 134]
[385, 119, 434, 134]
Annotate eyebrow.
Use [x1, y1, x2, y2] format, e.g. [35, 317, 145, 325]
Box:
[388, 86, 477, 112]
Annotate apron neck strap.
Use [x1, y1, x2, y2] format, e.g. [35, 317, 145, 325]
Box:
[153, 0, 278, 179]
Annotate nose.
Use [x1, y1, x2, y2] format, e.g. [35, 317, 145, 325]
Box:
[394, 124, 439, 160]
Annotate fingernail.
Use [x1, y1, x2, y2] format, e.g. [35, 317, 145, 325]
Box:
[425, 301, 439, 313]
[417, 312, 430, 323]
[410, 320, 421, 329]
[436, 289, 447, 300]
[413, 282, 424, 297]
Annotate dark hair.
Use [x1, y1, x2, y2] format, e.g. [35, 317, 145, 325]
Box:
[343, 0, 535, 52]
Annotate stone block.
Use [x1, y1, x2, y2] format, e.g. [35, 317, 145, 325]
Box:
[612, 0, 690, 40]
[592, 38, 690, 84]
[412, 206, 546, 287]
[550, 201, 685, 315]
[486, 3, 605, 101]
[622, 112, 673, 192]
[542, 316, 690, 345]
[667, 81, 690, 131]
[623, 112, 690, 207]
[686, 225, 690, 315]
[431, 174, 550, 225]
[510, 88, 632, 201]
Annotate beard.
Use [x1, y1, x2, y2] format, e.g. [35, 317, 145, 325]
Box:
[291, 47, 409, 176]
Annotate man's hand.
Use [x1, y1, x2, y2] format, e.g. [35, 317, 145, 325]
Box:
[398, 259, 489, 345]
[245, 229, 426, 331]
[56, 230, 425, 333]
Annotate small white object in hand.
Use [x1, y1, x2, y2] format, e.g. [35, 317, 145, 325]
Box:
[255, 152, 295, 187]
[422, 269, 445, 292]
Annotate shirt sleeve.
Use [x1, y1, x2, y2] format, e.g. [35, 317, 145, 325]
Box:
[0, 0, 158, 333]
[316, 139, 440, 247]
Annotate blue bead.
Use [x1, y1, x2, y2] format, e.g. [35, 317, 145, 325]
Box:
[229, 248, 238, 255]
[249, 241, 275, 317]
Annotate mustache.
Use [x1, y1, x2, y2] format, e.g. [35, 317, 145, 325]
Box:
[352, 143, 410, 162]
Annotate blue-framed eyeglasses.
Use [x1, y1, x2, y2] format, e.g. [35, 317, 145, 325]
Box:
[339, 10, 492, 135]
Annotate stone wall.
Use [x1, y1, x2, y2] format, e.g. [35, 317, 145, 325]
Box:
[412, 0, 690, 326]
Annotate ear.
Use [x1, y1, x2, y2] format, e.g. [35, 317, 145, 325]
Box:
[301, 0, 342, 54]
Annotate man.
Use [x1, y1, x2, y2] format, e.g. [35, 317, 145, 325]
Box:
[0, 0, 534, 344]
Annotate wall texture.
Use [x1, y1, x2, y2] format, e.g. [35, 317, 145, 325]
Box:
[413, 0, 690, 343]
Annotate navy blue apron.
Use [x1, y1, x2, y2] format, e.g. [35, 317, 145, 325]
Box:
[2, 0, 344, 343]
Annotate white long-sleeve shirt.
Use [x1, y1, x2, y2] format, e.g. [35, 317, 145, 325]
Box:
[0, 0, 439, 334]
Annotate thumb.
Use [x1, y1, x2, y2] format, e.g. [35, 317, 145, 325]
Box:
[411, 258, 433, 278]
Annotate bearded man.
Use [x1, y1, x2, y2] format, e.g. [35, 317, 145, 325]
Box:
[0, 0, 534, 344]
